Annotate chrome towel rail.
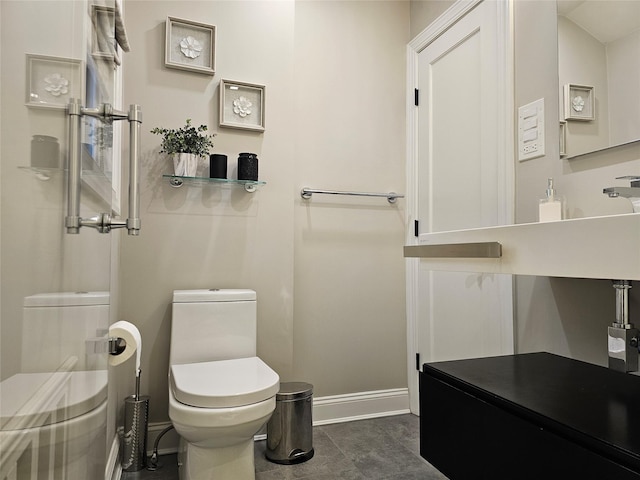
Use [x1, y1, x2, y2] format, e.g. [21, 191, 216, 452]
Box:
[404, 242, 502, 259]
[300, 187, 404, 204]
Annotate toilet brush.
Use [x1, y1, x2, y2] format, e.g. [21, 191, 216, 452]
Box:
[122, 368, 149, 472]
[135, 368, 141, 400]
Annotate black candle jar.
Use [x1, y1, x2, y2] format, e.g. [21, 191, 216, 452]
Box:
[237, 152, 258, 181]
[209, 154, 228, 179]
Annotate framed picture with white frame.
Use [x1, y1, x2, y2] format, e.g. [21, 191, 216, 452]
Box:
[165, 16, 216, 75]
[564, 83, 594, 121]
[559, 121, 567, 157]
[25, 54, 84, 109]
[91, 5, 116, 60]
[219, 79, 265, 132]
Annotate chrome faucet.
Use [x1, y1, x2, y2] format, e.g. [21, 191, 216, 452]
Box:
[608, 280, 638, 373]
[603, 176, 640, 213]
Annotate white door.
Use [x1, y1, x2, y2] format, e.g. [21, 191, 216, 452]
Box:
[406, 0, 514, 413]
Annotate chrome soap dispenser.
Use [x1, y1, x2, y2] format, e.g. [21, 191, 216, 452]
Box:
[539, 178, 563, 222]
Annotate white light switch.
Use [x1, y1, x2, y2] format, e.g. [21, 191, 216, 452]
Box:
[518, 98, 545, 161]
[523, 129, 538, 142]
[522, 117, 537, 130]
[521, 106, 537, 119]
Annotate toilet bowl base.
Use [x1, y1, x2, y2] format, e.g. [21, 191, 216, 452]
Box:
[178, 437, 256, 480]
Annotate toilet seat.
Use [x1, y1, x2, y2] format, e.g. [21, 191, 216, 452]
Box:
[170, 356, 279, 408]
[1, 370, 107, 430]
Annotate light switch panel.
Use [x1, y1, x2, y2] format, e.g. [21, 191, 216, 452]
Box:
[518, 98, 545, 161]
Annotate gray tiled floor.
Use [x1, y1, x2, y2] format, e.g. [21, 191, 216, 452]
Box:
[122, 414, 448, 480]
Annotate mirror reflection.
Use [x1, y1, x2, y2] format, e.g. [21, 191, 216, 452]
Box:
[557, 0, 640, 158]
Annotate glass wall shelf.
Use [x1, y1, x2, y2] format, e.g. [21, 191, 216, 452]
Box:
[18, 166, 60, 181]
[19, 166, 112, 180]
[19, 166, 113, 206]
[163, 175, 266, 192]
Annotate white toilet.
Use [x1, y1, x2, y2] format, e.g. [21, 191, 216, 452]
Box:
[169, 289, 280, 480]
[0, 292, 109, 480]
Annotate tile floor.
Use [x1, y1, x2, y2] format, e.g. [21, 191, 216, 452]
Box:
[122, 414, 448, 480]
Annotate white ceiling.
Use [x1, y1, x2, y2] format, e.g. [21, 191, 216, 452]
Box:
[557, 0, 640, 44]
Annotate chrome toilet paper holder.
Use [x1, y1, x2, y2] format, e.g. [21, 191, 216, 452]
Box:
[86, 335, 128, 356]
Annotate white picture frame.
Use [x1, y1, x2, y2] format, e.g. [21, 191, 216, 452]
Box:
[91, 5, 116, 61]
[219, 79, 266, 132]
[559, 121, 567, 157]
[25, 54, 84, 110]
[165, 16, 216, 75]
[564, 83, 594, 121]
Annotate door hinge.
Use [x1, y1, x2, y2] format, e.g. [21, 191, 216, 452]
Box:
[414, 220, 419, 237]
[416, 353, 421, 371]
[414, 88, 419, 106]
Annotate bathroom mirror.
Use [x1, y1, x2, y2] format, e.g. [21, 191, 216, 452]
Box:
[557, 0, 640, 158]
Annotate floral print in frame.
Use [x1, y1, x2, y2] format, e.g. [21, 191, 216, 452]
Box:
[26, 54, 84, 109]
[165, 16, 216, 75]
[219, 79, 265, 132]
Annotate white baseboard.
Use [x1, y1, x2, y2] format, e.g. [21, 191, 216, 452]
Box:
[143, 388, 410, 456]
[312, 388, 410, 425]
[105, 434, 122, 480]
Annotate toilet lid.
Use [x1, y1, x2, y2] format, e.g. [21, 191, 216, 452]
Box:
[170, 357, 280, 408]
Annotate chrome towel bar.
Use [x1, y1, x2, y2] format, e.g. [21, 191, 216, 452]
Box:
[404, 242, 502, 258]
[300, 187, 404, 204]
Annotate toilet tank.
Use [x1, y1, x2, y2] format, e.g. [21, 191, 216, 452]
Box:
[170, 289, 257, 366]
[22, 292, 110, 373]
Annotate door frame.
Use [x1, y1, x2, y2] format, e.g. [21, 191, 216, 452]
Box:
[405, 0, 515, 414]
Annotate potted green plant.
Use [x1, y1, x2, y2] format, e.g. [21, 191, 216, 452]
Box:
[151, 119, 215, 177]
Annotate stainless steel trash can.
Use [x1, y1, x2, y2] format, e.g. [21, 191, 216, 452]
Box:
[266, 382, 314, 464]
[121, 395, 149, 472]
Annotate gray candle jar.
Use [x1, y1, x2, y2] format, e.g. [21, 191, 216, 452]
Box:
[31, 135, 60, 168]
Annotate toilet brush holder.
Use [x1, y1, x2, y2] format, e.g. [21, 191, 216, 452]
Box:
[122, 394, 150, 472]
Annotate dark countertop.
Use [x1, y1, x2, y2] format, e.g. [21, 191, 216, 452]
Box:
[424, 352, 640, 471]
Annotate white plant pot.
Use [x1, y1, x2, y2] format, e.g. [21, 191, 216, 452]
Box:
[173, 153, 200, 177]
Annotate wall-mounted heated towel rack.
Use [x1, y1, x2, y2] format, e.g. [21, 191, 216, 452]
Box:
[66, 100, 141, 235]
[300, 187, 404, 204]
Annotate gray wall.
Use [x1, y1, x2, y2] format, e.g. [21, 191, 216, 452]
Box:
[119, 0, 410, 424]
[410, 0, 454, 38]
[558, 15, 610, 157]
[292, 1, 409, 394]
